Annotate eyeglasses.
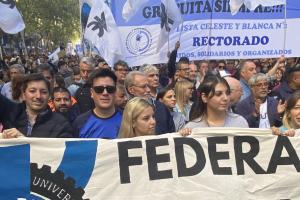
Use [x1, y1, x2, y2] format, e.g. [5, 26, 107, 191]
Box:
[180, 68, 190, 72]
[255, 82, 268, 88]
[133, 84, 150, 89]
[115, 68, 129, 72]
[93, 86, 116, 94]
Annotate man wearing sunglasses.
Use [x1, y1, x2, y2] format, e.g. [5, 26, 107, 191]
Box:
[73, 69, 122, 138]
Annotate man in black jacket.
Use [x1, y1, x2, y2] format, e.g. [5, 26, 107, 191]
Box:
[125, 71, 175, 134]
[0, 73, 73, 138]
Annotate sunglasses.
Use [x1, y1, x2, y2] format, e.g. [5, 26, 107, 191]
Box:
[93, 85, 116, 94]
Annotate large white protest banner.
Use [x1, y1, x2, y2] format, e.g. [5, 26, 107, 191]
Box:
[107, 0, 299, 66]
[1, 128, 300, 199]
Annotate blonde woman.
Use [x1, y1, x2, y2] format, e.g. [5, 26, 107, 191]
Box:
[272, 91, 300, 137]
[119, 97, 156, 138]
[174, 80, 194, 121]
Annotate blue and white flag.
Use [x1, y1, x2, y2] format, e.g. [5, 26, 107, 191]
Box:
[156, 0, 183, 51]
[0, 0, 25, 34]
[122, 0, 150, 22]
[48, 47, 61, 63]
[230, 0, 286, 15]
[84, 0, 123, 67]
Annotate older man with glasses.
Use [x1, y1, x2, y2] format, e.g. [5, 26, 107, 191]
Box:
[125, 71, 175, 134]
[73, 69, 122, 138]
[235, 73, 285, 128]
[176, 60, 190, 81]
[113, 60, 130, 85]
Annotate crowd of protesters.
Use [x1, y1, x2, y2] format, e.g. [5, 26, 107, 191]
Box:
[0, 41, 299, 139]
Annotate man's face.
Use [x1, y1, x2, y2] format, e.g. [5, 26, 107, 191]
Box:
[80, 62, 93, 82]
[91, 77, 116, 110]
[189, 63, 198, 81]
[230, 83, 243, 106]
[251, 80, 269, 100]
[128, 74, 151, 99]
[179, 63, 190, 79]
[241, 61, 257, 82]
[9, 68, 23, 80]
[41, 70, 54, 88]
[114, 65, 129, 83]
[291, 71, 300, 89]
[23, 81, 50, 114]
[199, 62, 208, 76]
[147, 71, 159, 89]
[115, 87, 128, 109]
[53, 91, 72, 113]
[218, 62, 226, 70]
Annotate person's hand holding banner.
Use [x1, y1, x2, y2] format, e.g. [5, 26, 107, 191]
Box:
[2, 128, 24, 139]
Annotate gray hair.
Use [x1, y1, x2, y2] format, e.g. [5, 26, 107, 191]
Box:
[248, 73, 268, 86]
[139, 64, 158, 74]
[9, 64, 25, 74]
[80, 57, 96, 68]
[124, 71, 146, 89]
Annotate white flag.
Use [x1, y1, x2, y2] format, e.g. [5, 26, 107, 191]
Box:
[156, 0, 183, 51]
[230, 0, 286, 15]
[84, 0, 123, 67]
[0, 1, 25, 34]
[122, 0, 150, 22]
[48, 47, 61, 63]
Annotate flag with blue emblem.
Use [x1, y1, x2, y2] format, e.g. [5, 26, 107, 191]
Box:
[156, 0, 183, 52]
[84, 0, 123, 67]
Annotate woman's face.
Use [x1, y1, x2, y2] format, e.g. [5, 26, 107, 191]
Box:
[290, 99, 300, 129]
[275, 69, 283, 81]
[133, 107, 156, 136]
[160, 90, 176, 108]
[184, 85, 194, 100]
[203, 83, 230, 113]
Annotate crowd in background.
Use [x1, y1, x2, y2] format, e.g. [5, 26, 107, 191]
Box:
[0, 41, 299, 139]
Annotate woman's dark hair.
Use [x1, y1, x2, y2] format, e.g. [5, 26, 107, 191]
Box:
[189, 75, 230, 121]
[156, 86, 173, 101]
[12, 74, 26, 101]
[54, 74, 65, 88]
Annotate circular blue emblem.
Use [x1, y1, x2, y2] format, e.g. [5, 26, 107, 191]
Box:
[126, 28, 152, 56]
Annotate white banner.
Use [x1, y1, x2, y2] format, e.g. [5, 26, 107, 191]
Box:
[1, 128, 300, 199]
[107, 0, 300, 66]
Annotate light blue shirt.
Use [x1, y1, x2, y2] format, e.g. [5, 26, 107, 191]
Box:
[240, 79, 251, 101]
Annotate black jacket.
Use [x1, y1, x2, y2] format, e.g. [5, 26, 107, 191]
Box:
[154, 100, 175, 134]
[0, 94, 73, 138]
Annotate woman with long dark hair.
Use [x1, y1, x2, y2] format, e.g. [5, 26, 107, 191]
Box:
[185, 75, 248, 128]
[157, 87, 186, 131]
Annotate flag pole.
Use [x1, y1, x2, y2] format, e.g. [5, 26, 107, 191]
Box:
[21, 30, 28, 57]
[283, 3, 287, 53]
[178, 21, 184, 42]
[0, 44, 3, 60]
[178, 0, 187, 42]
[167, 2, 170, 53]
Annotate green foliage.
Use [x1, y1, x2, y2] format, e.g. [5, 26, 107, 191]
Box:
[17, 0, 80, 48]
